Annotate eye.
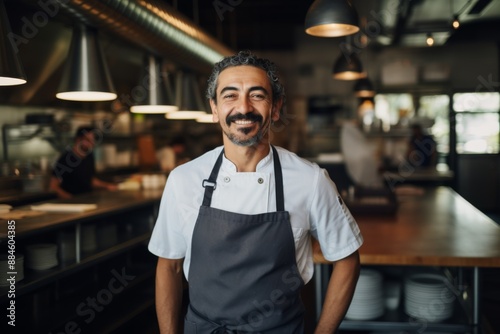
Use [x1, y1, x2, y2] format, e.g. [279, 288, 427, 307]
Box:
[250, 93, 266, 100]
[222, 93, 237, 100]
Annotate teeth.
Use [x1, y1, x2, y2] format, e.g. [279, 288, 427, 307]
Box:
[234, 120, 253, 125]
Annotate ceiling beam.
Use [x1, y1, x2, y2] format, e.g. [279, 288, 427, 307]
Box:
[391, 0, 418, 45]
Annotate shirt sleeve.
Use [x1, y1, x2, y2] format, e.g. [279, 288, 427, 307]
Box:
[148, 172, 187, 259]
[309, 168, 363, 261]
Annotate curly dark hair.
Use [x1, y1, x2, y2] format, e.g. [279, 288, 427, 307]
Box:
[74, 126, 95, 140]
[206, 50, 285, 107]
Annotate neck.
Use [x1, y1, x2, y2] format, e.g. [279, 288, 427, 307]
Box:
[223, 139, 270, 172]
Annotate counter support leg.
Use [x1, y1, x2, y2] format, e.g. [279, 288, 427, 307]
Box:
[472, 266, 481, 334]
[315, 263, 322, 321]
[75, 223, 81, 263]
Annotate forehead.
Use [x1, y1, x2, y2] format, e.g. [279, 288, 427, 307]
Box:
[80, 132, 95, 140]
[216, 65, 270, 92]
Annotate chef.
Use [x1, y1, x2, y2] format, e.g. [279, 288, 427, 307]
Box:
[50, 126, 117, 199]
[148, 51, 363, 333]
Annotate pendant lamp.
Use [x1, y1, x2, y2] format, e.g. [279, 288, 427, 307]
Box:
[332, 53, 366, 80]
[354, 77, 375, 97]
[130, 55, 178, 114]
[196, 113, 216, 123]
[0, 0, 27, 85]
[305, 0, 359, 37]
[56, 24, 117, 101]
[166, 71, 206, 120]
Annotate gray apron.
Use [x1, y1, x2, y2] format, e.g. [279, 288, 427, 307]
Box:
[184, 146, 305, 334]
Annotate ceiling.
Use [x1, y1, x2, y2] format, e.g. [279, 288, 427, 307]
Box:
[2, 0, 500, 109]
[173, 0, 500, 49]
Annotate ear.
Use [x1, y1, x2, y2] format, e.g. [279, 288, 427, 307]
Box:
[209, 99, 219, 122]
[271, 98, 283, 122]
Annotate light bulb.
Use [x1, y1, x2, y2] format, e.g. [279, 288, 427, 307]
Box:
[426, 34, 434, 47]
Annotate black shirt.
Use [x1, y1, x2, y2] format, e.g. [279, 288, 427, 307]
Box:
[52, 150, 95, 195]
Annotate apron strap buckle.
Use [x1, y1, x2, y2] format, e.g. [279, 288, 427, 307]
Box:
[202, 179, 217, 189]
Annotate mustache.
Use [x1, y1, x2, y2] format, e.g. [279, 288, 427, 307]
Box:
[226, 113, 263, 126]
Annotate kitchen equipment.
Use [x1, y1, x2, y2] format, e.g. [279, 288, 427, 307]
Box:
[31, 203, 98, 212]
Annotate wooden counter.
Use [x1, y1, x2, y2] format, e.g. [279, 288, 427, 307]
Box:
[313, 186, 500, 268]
[0, 189, 164, 237]
[313, 186, 500, 332]
[0, 188, 164, 333]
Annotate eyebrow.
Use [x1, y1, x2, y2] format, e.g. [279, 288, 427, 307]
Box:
[219, 86, 270, 96]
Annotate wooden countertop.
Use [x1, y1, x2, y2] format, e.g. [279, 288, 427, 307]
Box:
[313, 186, 500, 267]
[0, 189, 164, 238]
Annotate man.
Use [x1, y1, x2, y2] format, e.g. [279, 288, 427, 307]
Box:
[407, 123, 437, 168]
[50, 126, 117, 199]
[148, 51, 363, 333]
[157, 135, 190, 172]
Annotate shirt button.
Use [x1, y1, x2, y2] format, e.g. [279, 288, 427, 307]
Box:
[224, 176, 230, 183]
[257, 178, 264, 184]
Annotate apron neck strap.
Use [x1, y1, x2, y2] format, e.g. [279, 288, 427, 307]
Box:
[202, 146, 285, 211]
[272, 146, 285, 212]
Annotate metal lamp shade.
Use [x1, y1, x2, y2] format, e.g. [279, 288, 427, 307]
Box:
[0, 0, 27, 85]
[305, 0, 360, 37]
[166, 71, 206, 120]
[196, 113, 216, 123]
[56, 25, 117, 101]
[354, 77, 375, 97]
[130, 55, 178, 114]
[332, 53, 366, 80]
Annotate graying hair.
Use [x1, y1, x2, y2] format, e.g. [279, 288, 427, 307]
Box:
[206, 51, 285, 107]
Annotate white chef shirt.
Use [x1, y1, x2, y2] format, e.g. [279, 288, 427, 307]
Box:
[148, 146, 363, 284]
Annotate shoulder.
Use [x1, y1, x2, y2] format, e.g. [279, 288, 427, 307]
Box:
[274, 146, 320, 175]
[167, 146, 223, 185]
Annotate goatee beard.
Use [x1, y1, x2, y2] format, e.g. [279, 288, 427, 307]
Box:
[224, 113, 266, 147]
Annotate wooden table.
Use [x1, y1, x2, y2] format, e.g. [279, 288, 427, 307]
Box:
[313, 186, 500, 332]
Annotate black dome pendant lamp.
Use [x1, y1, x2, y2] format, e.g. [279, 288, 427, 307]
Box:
[305, 0, 360, 37]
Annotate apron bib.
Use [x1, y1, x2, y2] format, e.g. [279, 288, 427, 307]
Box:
[185, 146, 305, 334]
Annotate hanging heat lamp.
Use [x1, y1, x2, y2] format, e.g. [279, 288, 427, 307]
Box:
[353, 77, 375, 97]
[56, 24, 117, 101]
[165, 70, 206, 120]
[304, 0, 360, 37]
[332, 52, 366, 80]
[0, 0, 27, 86]
[130, 55, 178, 114]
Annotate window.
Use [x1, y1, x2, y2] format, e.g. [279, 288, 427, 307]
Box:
[419, 95, 450, 155]
[453, 92, 500, 154]
[374, 94, 414, 130]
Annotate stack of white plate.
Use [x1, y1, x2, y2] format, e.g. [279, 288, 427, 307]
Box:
[345, 269, 385, 320]
[81, 224, 97, 253]
[0, 254, 24, 284]
[404, 273, 455, 322]
[26, 244, 58, 270]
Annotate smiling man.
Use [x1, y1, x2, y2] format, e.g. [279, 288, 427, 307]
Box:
[148, 51, 363, 333]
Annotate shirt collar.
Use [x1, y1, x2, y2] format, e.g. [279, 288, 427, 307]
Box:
[221, 145, 273, 173]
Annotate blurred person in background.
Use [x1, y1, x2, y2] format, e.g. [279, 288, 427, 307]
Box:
[157, 135, 190, 173]
[50, 126, 117, 199]
[407, 123, 437, 169]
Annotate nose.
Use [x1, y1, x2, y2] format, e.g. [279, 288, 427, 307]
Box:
[236, 95, 253, 114]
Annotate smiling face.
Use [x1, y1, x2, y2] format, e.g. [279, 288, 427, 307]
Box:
[210, 65, 281, 147]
